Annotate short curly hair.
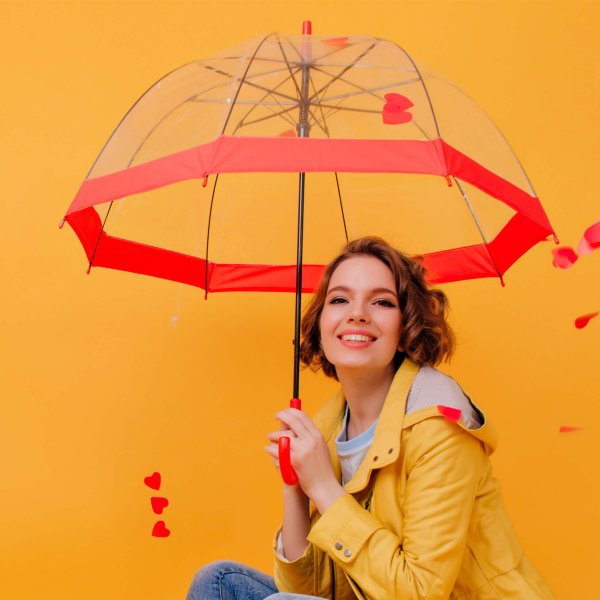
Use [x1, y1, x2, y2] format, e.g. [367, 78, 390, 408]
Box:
[300, 237, 455, 380]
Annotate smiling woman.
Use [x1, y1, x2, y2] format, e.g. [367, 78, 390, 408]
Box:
[185, 237, 555, 600]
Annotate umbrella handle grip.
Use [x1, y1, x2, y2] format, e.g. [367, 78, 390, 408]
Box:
[278, 436, 298, 485]
[279, 398, 302, 485]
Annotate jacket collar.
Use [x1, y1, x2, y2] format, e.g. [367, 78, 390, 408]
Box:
[313, 358, 420, 493]
[312, 358, 498, 494]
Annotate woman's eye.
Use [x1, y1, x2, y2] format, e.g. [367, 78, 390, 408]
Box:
[374, 298, 396, 307]
[329, 296, 347, 304]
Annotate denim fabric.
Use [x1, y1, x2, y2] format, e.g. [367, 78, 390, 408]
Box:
[185, 560, 326, 600]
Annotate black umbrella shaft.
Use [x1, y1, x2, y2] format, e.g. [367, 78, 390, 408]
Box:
[293, 172, 305, 399]
[292, 55, 311, 400]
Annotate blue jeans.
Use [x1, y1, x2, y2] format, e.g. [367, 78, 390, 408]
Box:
[185, 560, 327, 600]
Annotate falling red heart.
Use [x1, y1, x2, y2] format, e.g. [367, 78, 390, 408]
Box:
[583, 221, 600, 248]
[382, 93, 414, 125]
[151, 497, 169, 515]
[437, 405, 461, 422]
[551, 247, 578, 269]
[278, 129, 296, 137]
[144, 472, 161, 490]
[577, 236, 595, 256]
[559, 426, 585, 433]
[574, 312, 599, 329]
[152, 520, 171, 538]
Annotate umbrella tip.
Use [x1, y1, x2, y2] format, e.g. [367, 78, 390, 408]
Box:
[302, 20, 312, 35]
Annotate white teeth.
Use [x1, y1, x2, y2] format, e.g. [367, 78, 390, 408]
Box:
[342, 334, 374, 342]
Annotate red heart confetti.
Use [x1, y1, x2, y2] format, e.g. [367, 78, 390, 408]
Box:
[382, 93, 414, 125]
[152, 520, 171, 538]
[437, 405, 461, 422]
[583, 221, 600, 248]
[151, 497, 169, 515]
[278, 129, 296, 137]
[144, 472, 161, 490]
[577, 236, 595, 256]
[559, 426, 585, 433]
[574, 312, 599, 329]
[551, 247, 578, 269]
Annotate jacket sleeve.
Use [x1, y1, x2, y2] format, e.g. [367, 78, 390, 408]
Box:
[307, 418, 485, 600]
[273, 527, 333, 597]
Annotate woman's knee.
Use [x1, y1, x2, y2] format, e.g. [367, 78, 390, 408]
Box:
[187, 561, 244, 598]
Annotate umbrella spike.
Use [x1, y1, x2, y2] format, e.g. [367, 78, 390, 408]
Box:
[302, 20, 312, 35]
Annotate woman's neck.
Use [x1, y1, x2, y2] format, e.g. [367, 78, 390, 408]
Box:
[337, 365, 395, 439]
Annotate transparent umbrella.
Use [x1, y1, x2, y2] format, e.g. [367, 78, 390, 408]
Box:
[62, 21, 556, 483]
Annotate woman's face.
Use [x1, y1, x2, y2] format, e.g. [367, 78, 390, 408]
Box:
[319, 255, 402, 377]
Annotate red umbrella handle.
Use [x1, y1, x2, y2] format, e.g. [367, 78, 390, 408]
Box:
[279, 398, 301, 485]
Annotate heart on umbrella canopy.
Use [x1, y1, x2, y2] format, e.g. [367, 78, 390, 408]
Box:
[382, 93, 414, 124]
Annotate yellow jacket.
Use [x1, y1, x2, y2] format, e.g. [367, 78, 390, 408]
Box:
[273, 359, 555, 600]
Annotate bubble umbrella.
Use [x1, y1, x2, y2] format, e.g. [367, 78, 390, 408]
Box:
[61, 21, 556, 483]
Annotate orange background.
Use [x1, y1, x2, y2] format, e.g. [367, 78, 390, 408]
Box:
[1, 1, 599, 598]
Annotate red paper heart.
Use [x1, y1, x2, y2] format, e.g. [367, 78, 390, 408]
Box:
[437, 405, 461, 422]
[559, 426, 585, 433]
[382, 93, 414, 124]
[584, 221, 600, 248]
[144, 472, 161, 490]
[551, 247, 578, 269]
[152, 520, 170, 538]
[278, 129, 296, 137]
[574, 312, 599, 329]
[577, 236, 595, 256]
[151, 497, 169, 515]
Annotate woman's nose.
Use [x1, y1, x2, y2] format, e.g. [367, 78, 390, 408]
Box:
[346, 304, 369, 323]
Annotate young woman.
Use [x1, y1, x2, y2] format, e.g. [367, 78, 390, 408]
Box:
[186, 237, 554, 600]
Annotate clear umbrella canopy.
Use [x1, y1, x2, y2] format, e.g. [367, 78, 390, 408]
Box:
[64, 31, 555, 291]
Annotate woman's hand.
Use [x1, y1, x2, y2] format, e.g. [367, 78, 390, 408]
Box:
[265, 419, 303, 493]
[265, 408, 345, 513]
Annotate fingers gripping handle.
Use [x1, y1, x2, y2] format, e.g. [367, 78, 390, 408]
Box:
[279, 398, 301, 485]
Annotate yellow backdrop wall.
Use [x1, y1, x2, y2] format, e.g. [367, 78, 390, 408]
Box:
[1, 1, 598, 598]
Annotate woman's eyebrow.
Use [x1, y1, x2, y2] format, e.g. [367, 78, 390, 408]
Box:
[327, 285, 397, 296]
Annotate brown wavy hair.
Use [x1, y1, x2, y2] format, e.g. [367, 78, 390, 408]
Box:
[300, 237, 455, 379]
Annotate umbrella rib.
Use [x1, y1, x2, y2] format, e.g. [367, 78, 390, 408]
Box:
[203, 64, 300, 104]
[451, 176, 504, 283]
[305, 75, 348, 243]
[334, 172, 349, 244]
[272, 36, 329, 137]
[306, 69, 332, 137]
[308, 71, 421, 102]
[276, 38, 304, 101]
[390, 42, 443, 138]
[308, 41, 379, 102]
[189, 62, 299, 101]
[232, 66, 304, 133]
[234, 103, 300, 130]
[204, 173, 221, 296]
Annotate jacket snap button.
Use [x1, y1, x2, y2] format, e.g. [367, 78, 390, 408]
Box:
[335, 542, 343, 550]
[344, 549, 352, 557]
